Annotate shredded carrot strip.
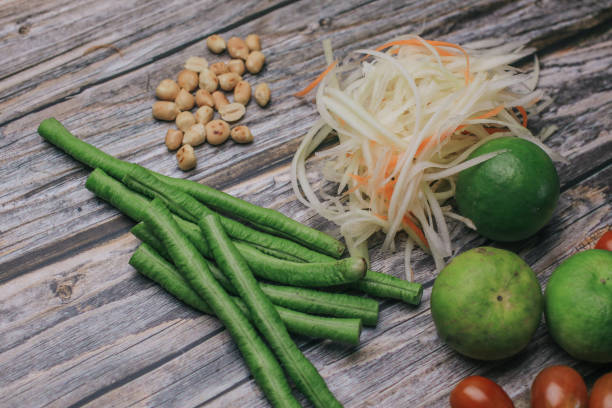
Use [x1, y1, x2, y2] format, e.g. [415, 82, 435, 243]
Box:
[389, 47, 455, 57]
[402, 215, 429, 247]
[472, 105, 504, 120]
[384, 154, 399, 178]
[294, 60, 338, 97]
[516, 106, 528, 127]
[376, 39, 470, 85]
[373, 213, 429, 248]
[377, 179, 397, 201]
[349, 174, 370, 185]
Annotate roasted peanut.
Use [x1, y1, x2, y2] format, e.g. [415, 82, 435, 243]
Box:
[227, 37, 249, 60]
[254, 82, 271, 107]
[177, 69, 198, 92]
[212, 91, 230, 110]
[195, 106, 214, 124]
[205, 120, 230, 145]
[177, 144, 196, 171]
[246, 51, 265, 74]
[198, 68, 218, 93]
[227, 59, 246, 75]
[206, 34, 226, 54]
[230, 125, 253, 143]
[218, 72, 241, 91]
[245, 34, 261, 52]
[183, 123, 206, 146]
[184, 56, 208, 72]
[209, 61, 228, 76]
[174, 88, 195, 111]
[234, 80, 251, 105]
[165, 129, 183, 150]
[156, 79, 180, 101]
[175, 111, 196, 131]
[195, 89, 214, 107]
[219, 103, 245, 122]
[152, 101, 180, 121]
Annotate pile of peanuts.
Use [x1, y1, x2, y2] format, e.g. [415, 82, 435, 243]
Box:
[152, 34, 271, 171]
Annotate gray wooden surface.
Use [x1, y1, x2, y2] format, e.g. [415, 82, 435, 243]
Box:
[1, 0, 611, 406]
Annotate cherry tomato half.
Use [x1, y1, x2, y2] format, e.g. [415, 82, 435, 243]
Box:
[531, 365, 588, 408]
[450, 376, 514, 408]
[595, 230, 612, 251]
[589, 372, 612, 408]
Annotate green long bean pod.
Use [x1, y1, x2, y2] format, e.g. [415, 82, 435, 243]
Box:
[132, 221, 379, 326]
[125, 167, 365, 287]
[131, 244, 362, 344]
[166, 177, 345, 258]
[141, 199, 299, 408]
[39, 117, 345, 257]
[200, 214, 342, 408]
[285, 249, 423, 306]
[88, 167, 420, 305]
[122, 166, 328, 261]
[86, 168, 150, 221]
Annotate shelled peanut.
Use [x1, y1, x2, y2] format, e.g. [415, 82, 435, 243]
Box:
[152, 33, 270, 171]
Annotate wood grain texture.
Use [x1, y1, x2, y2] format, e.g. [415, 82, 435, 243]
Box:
[0, 0, 611, 407]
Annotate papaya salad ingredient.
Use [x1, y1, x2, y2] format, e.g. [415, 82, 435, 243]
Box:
[595, 230, 612, 251]
[292, 35, 560, 271]
[152, 33, 271, 170]
[450, 376, 514, 408]
[531, 366, 588, 408]
[431, 247, 542, 360]
[589, 372, 612, 408]
[455, 136, 559, 241]
[545, 249, 612, 363]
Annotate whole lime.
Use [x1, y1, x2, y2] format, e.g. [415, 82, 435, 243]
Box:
[431, 247, 543, 360]
[456, 137, 559, 242]
[545, 249, 612, 363]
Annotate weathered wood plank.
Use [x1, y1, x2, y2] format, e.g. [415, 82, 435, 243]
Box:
[1, 1, 611, 406]
[2, 18, 610, 272]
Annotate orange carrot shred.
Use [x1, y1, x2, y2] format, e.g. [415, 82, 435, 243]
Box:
[402, 215, 429, 247]
[349, 174, 370, 185]
[294, 60, 338, 97]
[516, 106, 528, 127]
[471, 105, 504, 120]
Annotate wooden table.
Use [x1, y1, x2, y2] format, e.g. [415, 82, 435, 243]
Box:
[1, 0, 610, 406]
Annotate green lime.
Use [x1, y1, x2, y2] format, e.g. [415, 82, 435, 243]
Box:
[431, 247, 543, 360]
[545, 249, 612, 363]
[456, 137, 559, 242]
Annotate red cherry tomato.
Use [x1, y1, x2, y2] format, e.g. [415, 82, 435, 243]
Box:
[589, 372, 612, 408]
[450, 376, 514, 408]
[595, 230, 612, 251]
[531, 365, 588, 408]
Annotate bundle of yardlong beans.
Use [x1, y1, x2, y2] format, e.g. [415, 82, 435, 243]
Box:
[38, 118, 423, 408]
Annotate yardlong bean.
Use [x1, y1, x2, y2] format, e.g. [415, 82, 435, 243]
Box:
[200, 214, 342, 408]
[124, 167, 365, 287]
[141, 199, 299, 408]
[131, 243, 362, 344]
[132, 221, 379, 326]
[39, 117, 345, 257]
[88, 167, 421, 305]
